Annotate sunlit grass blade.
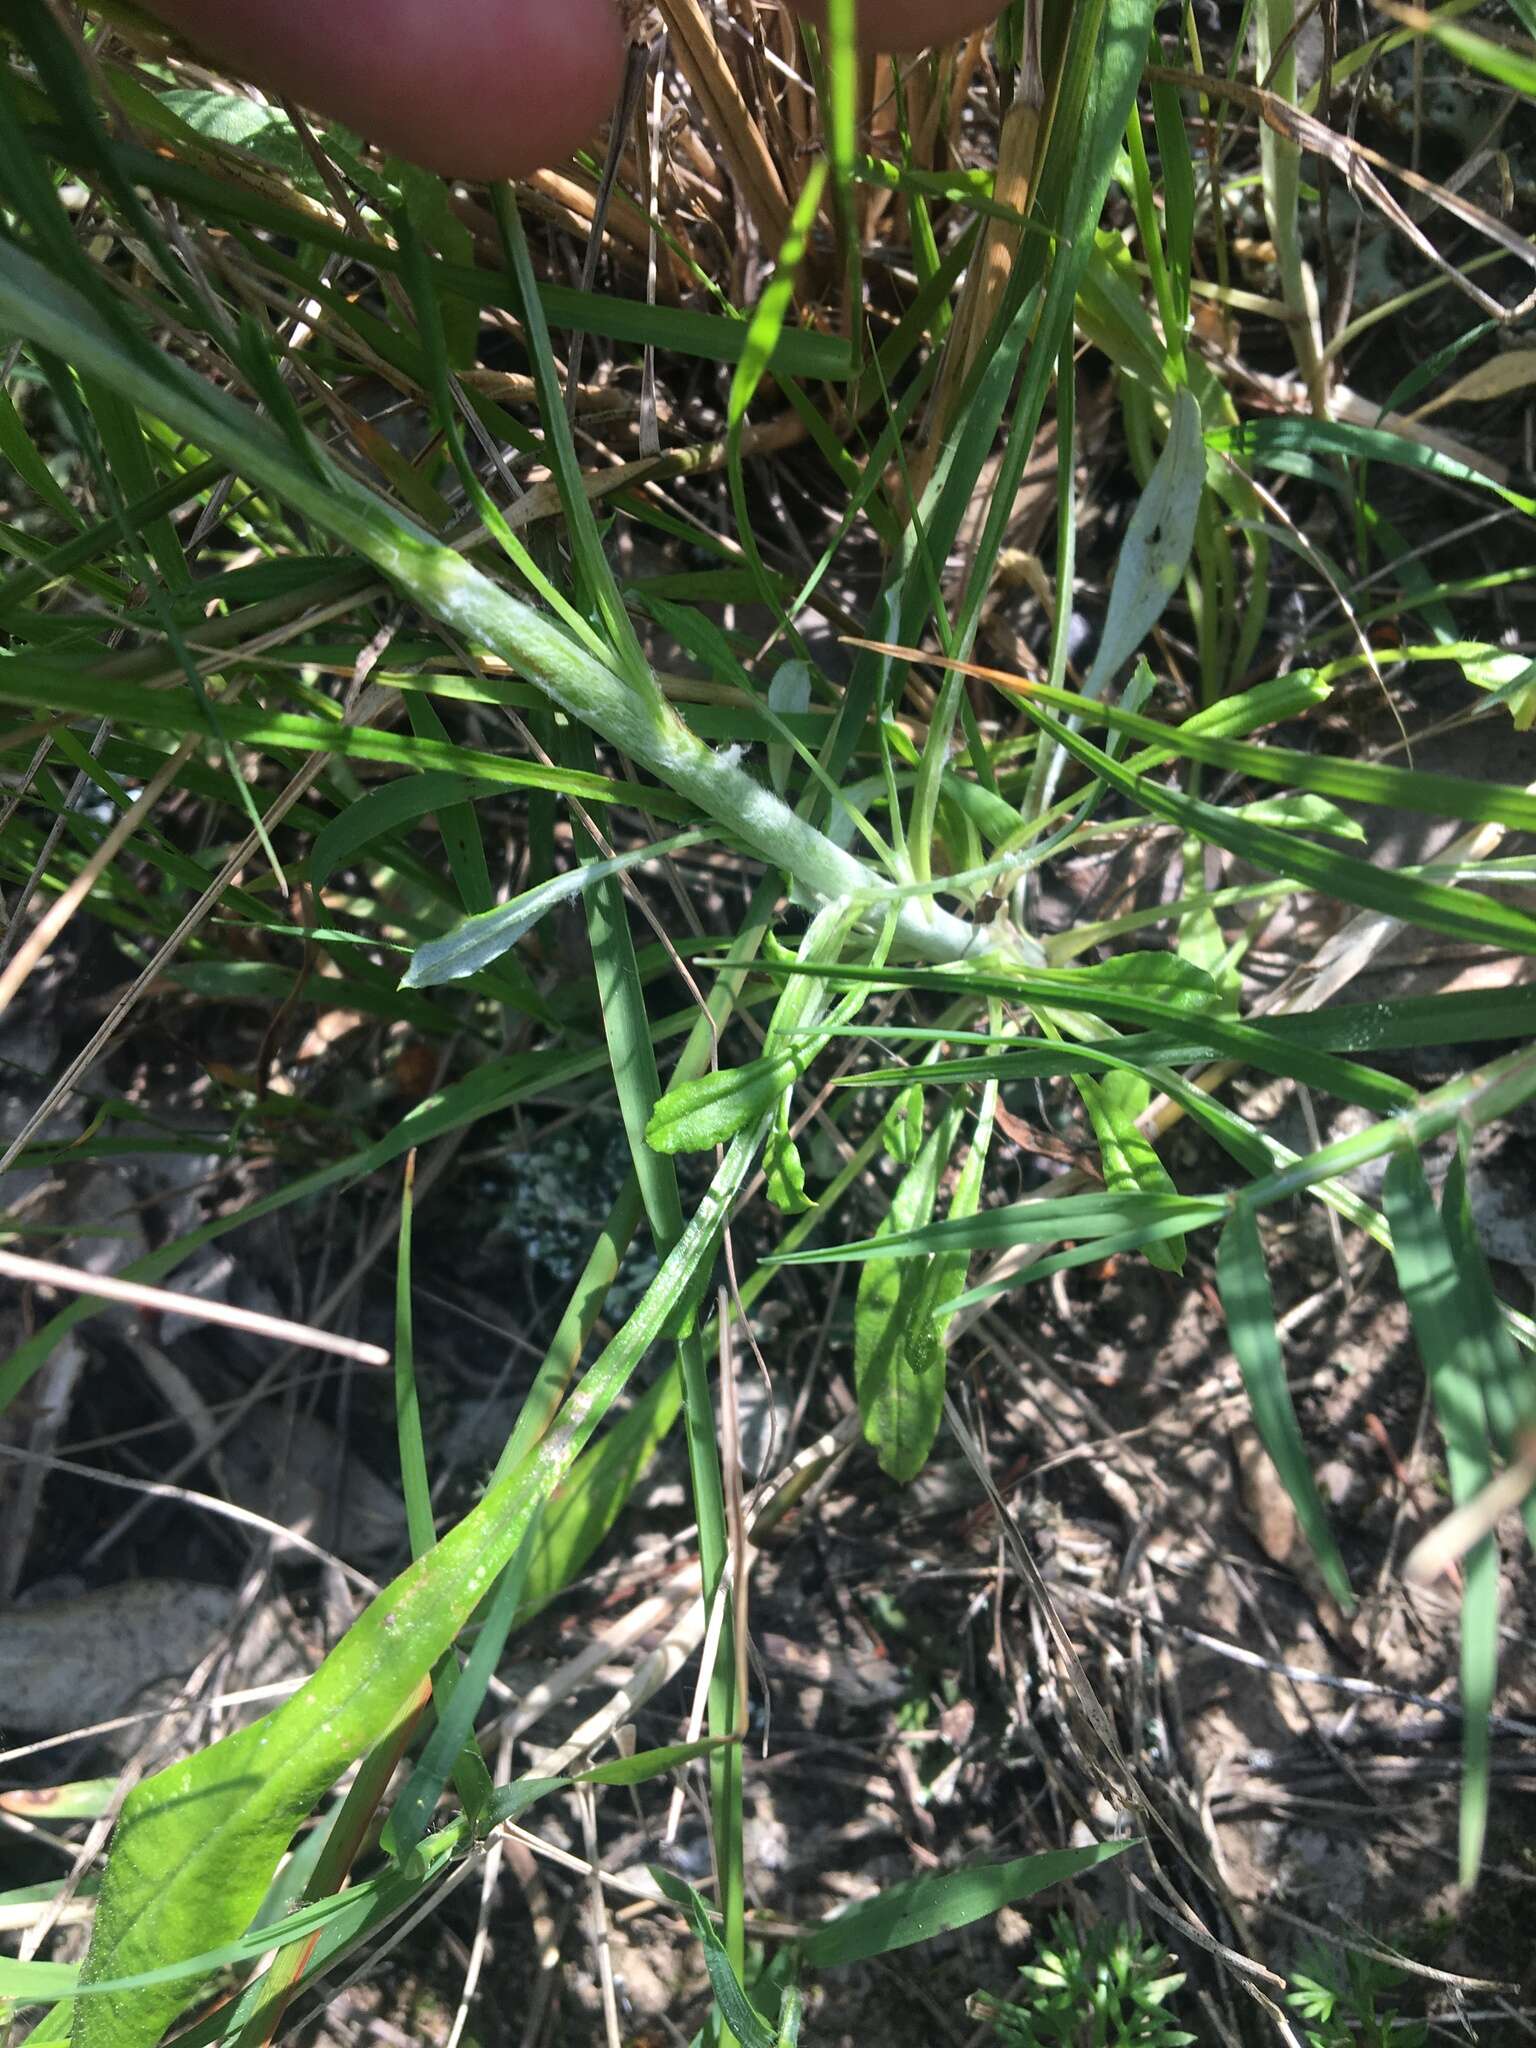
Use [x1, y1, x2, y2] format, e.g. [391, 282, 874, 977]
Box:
[1381, 1150, 1499, 1884]
[1016, 699, 1536, 955]
[773, 1190, 1229, 1269]
[1217, 1207, 1352, 1607]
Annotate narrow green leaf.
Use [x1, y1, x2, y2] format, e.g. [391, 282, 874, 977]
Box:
[1079, 1068, 1186, 1273]
[381, 1513, 542, 1864]
[1083, 387, 1205, 699]
[0, 1960, 76, 2003]
[880, 1081, 926, 1165]
[765, 1092, 813, 1215]
[1216, 1209, 1353, 1608]
[1382, 1150, 1500, 1884]
[855, 1105, 962, 1481]
[778, 1190, 1229, 1268]
[309, 772, 484, 892]
[729, 161, 829, 428]
[403, 695, 495, 914]
[1020, 703, 1536, 957]
[902, 1083, 997, 1434]
[576, 1738, 737, 1789]
[651, 1869, 778, 2048]
[1215, 415, 1536, 519]
[403, 834, 703, 988]
[800, 1842, 1131, 1968]
[1048, 950, 1221, 1015]
[1403, 12, 1536, 98]
[1234, 792, 1366, 843]
[0, 380, 79, 524]
[646, 1053, 799, 1156]
[513, 1365, 684, 1625]
[490, 189, 656, 696]
[1440, 1154, 1536, 1510]
[1015, 668, 1536, 837]
[27, 121, 851, 379]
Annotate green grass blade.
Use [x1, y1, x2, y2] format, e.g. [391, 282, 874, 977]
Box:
[402, 695, 495, 914]
[0, 238, 992, 969]
[1079, 1067, 1187, 1273]
[1382, 1150, 1500, 1884]
[1217, 1208, 1352, 1607]
[309, 772, 488, 893]
[1012, 671, 1536, 834]
[1440, 1153, 1536, 1529]
[1018, 701, 1536, 955]
[651, 1870, 777, 2048]
[775, 1191, 1229, 1269]
[1215, 415, 1536, 518]
[380, 1511, 542, 1864]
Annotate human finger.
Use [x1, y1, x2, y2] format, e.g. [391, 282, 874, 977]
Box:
[139, 0, 626, 180]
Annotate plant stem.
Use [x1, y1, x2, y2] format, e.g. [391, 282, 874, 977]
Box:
[0, 247, 1039, 971]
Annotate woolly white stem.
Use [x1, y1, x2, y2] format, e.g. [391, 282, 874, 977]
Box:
[1, 247, 1042, 968]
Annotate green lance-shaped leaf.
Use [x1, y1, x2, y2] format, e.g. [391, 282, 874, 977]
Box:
[1438, 1152, 1536, 1556]
[1078, 1067, 1186, 1273]
[514, 1366, 685, 1626]
[309, 771, 485, 893]
[1216, 1207, 1353, 1610]
[880, 1080, 926, 1165]
[647, 900, 859, 1156]
[0, 1743, 734, 2024]
[1021, 701, 1536, 959]
[1032, 385, 1206, 818]
[1382, 1149, 1500, 1886]
[63, 1127, 760, 2048]
[379, 1509, 543, 1867]
[651, 1870, 780, 2048]
[647, 1051, 800, 1156]
[765, 1089, 813, 1215]
[800, 1841, 1131, 1968]
[1049, 949, 1223, 1017]
[402, 832, 704, 987]
[855, 1105, 964, 1481]
[777, 1189, 1229, 1271]
[895, 1086, 998, 1466]
[1233, 792, 1366, 843]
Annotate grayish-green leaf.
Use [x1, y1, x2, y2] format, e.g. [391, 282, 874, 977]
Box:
[403, 834, 701, 988]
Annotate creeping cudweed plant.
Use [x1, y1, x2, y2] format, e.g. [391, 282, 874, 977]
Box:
[2, 1, 1535, 2042]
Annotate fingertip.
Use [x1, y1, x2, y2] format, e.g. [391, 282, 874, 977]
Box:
[142, 0, 627, 179]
